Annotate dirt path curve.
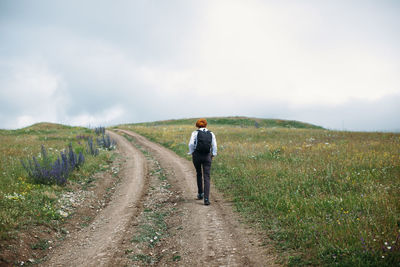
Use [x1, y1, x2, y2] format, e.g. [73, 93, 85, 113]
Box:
[42, 131, 147, 267]
[117, 129, 279, 266]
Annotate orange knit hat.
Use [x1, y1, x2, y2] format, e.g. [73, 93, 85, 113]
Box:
[195, 118, 207, 128]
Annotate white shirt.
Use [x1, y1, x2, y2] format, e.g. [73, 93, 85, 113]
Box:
[188, 128, 217, 156]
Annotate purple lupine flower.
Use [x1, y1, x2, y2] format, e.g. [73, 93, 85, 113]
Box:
[51, 157, 62, 183]
[94, 126, 106, 135]
[360, 236, 368, 253]
[86, 137, 98, 156]
[61, 151, 69, 177]
[21, 143, 85, 186]
[97, 134, 116, 150]
[68, 143, 77, 170]
[77, 151, 85, 167]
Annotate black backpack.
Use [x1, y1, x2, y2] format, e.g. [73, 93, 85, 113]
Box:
[195, 130, 212, 154]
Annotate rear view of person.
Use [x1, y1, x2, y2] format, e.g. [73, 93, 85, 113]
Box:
[188, 118, 217, 205]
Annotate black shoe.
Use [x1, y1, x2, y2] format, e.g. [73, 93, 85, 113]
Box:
[204, 198, 210, 205]
[197, 193, 204, 200]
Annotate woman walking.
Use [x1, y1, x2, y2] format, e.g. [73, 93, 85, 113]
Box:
[188, 118, 217, 205]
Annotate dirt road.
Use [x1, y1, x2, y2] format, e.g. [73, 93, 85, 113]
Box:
[42, 130, 278, 266]
[114, 129, 279, 266]
[42, 131, 147, 267]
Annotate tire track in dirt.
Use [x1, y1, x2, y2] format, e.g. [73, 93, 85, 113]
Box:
[116, 129, 279, 266]
[41, 131, 147, 267]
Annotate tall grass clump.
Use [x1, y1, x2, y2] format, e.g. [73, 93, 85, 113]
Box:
[118, 119, 400, 266]
[20, 144, 84, 185]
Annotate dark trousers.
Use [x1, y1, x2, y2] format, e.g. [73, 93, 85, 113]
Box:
[192, 151, 212, 199]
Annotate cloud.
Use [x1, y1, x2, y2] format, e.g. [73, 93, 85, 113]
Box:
[65, 105, 125, 127]
[279, 93, 400, 131]
[0, 60, 68, 128]
[0, 1, 399, 131]
[192, 0, 400, 106]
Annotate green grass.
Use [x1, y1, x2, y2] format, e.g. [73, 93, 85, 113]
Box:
[0, 122, 113, 240]
[117, 118, 400, 266]
[130, 208, 168, 248]
[129, 253, 154, 264]
[31, 239, 50, 250]
[172, 254, 181, 261]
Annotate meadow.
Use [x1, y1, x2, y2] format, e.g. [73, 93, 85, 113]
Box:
[116, 118, 400, 266]
[0, 123, 112, 241]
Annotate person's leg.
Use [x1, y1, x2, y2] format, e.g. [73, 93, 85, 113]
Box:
[192, 153, 203, 196]
[202, 153, 212, 202]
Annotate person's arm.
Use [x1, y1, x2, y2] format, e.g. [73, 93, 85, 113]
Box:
[188, 131, 197, 154]
[211, 132, 217, 156]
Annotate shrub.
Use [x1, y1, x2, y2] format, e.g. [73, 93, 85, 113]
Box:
[21, 144, 84, 185]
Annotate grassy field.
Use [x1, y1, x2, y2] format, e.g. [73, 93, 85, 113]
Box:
[116, 117, 400, 266]
[138, 116, 323, 129]
[0, 123, 112, 241]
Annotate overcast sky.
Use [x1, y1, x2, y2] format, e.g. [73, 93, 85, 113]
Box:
[1, 0, 399, 131]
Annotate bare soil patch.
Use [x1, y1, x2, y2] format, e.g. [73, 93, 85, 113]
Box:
[108, 142, 184, 266]
[40, 131, 147, 267]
